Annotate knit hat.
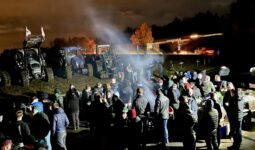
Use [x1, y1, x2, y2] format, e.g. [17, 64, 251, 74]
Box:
[122, 106, 129, 113]
[32, 102, 44, 112]
[54, 88, 61, 94]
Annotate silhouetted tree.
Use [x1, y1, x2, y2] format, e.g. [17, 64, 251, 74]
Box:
[130, 23, 154, 45]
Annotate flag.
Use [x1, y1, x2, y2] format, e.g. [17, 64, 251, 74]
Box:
[41, 27, 45, 41]
[25, 26, 31, 37]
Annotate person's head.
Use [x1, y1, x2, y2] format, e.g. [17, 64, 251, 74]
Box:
[158, 78, 163, 86]
[205, 75, 211, 82]
[32, 102, 43, 115]
[53, 102, 60, 110]
[156, 89, 164, 96]
[97, 82, 102, 88]
[205, 99, 214, 110]
[16, 110, 23, 120]
[137, 87, 144, 96]
[190, 81, 195, 88]
[31, 96, 39, 104]
[111, 78, 116, 84]
[227, 82, 235, 90]
[105, 90, 113, 99]
[105, 83, 111, 91]
[54, 88, 61, 94]
[208, 92, 216, 100]
[85, 85, 91, 92]
[122, 106, 129, 119]
[182, 77, 188, 83]
[197, 73, 203, 80]
[214, 74, 221, 82]
[70, 84, 75, 91]
[188, 88, 193, 96]
[180, 95, 189, 104]
[172, 83, 178, 89]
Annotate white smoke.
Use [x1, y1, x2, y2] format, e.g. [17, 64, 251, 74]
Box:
[83, 2, 165, 110]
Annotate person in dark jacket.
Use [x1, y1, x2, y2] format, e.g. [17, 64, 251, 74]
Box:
[52, 103, 69, 150]
[209, 92, 223, 147]
[66, 84, 80, 130]
[81, 85, 92, 121]
[200, 100, 219, 150]
[223, 82, 243, 150]
[9, 110, 32, 149]
[31, 104, 51, 149]
[131, 87, 150, 148]
[178, 95, 197, 150]
[154, 89, 170, 147]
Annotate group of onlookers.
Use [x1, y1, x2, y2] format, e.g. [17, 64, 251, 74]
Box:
[0, 63, 245, 150]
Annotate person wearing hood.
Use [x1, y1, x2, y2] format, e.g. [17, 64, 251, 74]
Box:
[52, 103, 69, 150]
[31, 103, 50, 149]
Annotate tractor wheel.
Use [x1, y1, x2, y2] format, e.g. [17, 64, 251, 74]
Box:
[0, 70, 11, 87]
[87, 63, 93, 77]
[66, 65, 72, 79]
[46, 67, 54, 82]
[21, 71, 30, 87]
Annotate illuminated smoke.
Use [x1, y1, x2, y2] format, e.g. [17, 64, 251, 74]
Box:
[83, 2, 164, 110]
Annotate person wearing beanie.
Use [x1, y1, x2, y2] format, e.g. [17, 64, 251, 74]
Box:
[31, 104, 51, 149]
[54, 87, 64, 108]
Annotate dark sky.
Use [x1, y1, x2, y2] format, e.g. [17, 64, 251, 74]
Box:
[0, 0, 236, 49]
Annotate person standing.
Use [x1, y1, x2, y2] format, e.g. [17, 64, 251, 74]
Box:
[31, 103, 51, 149]
[178, 95, 197, 150]
[52, 103, 69, 150]
[154, 89, 170, 148]
[131, 87, 150, 148]
[223, 82, 243, 150]
[9, 110, 32, 149]
[200, 100, 219, 150]
[66, 84, 80, 130]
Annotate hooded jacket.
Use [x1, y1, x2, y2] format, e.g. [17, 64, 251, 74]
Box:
[52, 107, 69, 135]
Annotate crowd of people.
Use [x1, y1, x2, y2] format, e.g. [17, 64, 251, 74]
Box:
[0, 62, 245, 150]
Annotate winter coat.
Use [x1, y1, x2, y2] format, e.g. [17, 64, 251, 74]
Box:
[52, 107, 69, 135]
[155, 93, 170, 119]
[223, 90, 244, 122]
[81, 90, 92, 108]
[167, 88, 180, 110]
[31, 112, 50, 140]
[10, 120, 31, 145]
[132, 95, 150, 119]
[66, 89, 80, 113]
[178, 103, 197, 135]
[200, 108, 219, 133]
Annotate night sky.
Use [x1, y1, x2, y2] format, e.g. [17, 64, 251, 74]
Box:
[0, 0, 236, 49]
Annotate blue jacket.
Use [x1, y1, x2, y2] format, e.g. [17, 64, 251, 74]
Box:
[52, 107, 69, 135]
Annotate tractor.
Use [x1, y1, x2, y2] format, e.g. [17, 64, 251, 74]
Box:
[0, 27, 54, 87]
[43, 46, 88, 79]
